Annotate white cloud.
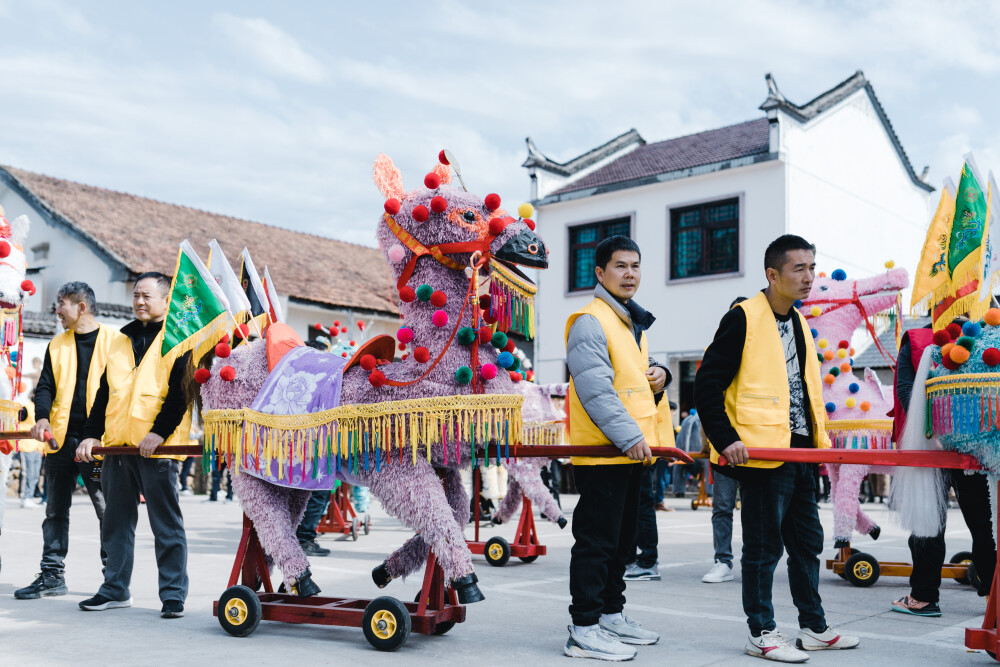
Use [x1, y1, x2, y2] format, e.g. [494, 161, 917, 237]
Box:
[213, 13, 326, 84]
[29, 0, 96, 36]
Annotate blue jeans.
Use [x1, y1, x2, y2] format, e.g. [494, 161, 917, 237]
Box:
[652, 459, 670, 504]
[296, 490, 330, 542]
[672, 459, 712, 496]
[19, 450, 41, 499]
[711, 471, 739, 564]
[740, 462, 825, 636]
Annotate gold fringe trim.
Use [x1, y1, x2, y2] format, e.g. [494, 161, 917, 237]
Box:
[0, 398, 21, 431]
[521, 420, 564, 446]
[162, 311, 230, 368]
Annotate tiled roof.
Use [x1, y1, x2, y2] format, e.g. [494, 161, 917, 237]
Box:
[522, 129, 645, 176]
[853, 317, 932, 370]
[549, 118, 770, 196]
[1, 167, 397, 315]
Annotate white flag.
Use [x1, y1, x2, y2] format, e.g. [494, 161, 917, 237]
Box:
[240, 248, 270, 318]
[263, 266, 284, 323]
[208, 239, 252, 317]
[979, 171, 998, 301]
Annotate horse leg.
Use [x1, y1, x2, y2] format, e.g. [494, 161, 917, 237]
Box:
[494, 475, 523, 525]
[831, 464, 870, 544]
[509, 459, 566, 527]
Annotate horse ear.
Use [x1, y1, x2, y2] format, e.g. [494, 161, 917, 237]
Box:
[9, 215, 29, 245]
[431, 162, 451, 185]
[373, 154, 404, 200]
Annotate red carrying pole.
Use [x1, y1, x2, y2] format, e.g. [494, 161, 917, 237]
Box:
[91, 445, 205, 457]
[716, 448, 982, 470]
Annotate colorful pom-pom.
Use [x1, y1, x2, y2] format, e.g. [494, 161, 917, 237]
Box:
[816, 353, 824, 363]
[214, 342, 231, 358]
[334, 320, 341, 327]
[432, 310, 448, 327]
[399, 286, 416, 302]
[846, 397, 857, 408]
[825, 402, 836, 413]
[221, 333, 230, 344]
[219, 366, 236, 382]
[455, 366, 473, 385]
[438, 150, 449, 165]
[457, 327, 476, 345]
[496, 351, 514, 368]
[488, 217, 507, 236]
[0, 241, 10, 258]
[416, 284, 433, 302]
[823, 350, 834, 361]
[838, 340, 849, 349]
[824, 374, 835, 385]
[430, 195, 448, 213]
[194, 368, 211, 384]
[849, 383, 860, 393]
[360, 354, 376, 371]
[840, 363, 851, 373]
[984, 348, 1000, 366]
[837, 349, 847, 359]
[524, 218, 536, 231]
[424, 172, 441, 189]
[482, 309, 497, 324]
[384, 198, 401, 215]
[950, 346, 971, 364]
[829, 366, 840, 377]
[831, 269, 847, 281]
[963, 321, 982, 338]
[794, 300, 803, 309]
[817, 338, 828, 349]
[509, 356, 521, 372]
[341, 327, 348, 334]
[20, 279, 34, 295]
[932, 330, 951, 346]
[388, 244, 406, 262]
[985, 309, 1000, 327]
[413, 347, 430, 363]
[860, 401, 871, 412]
[357, 320, 365, 330]
[957, 335, 975, 351]
[940, 342, 955, 359]
[504, 339, 515, 353]
[491, 331, 508, 349]
[810, 328, 818, 338]
[397, 327, 414, 344]
[484, 193, 501, 211]
[430, 290, 447, 307]
[810, 306, 822, 317]
[398, 343, 406, 351]
[412, 205, 429, 222]
[480, 363, 498, 380]
[349, 340, 356, 346]
[328, 326, 339, 336]
[946, 323, 963, 340]
[885, 260, 895, 269]
[368, 370, 386, 388]
[517, 202, 534, 219]
[235, 323, 250, 340]
[941, 355, 961, 371]
[478, 294, 492, 310]
[509, 371, 523, 382]
[478, 326, 493, 344]
[314, 322, 324, 331]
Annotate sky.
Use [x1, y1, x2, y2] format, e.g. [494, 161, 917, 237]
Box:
[1, 0, 998, 248]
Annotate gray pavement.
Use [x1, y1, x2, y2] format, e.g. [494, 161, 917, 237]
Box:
[0, 489, 996, 666]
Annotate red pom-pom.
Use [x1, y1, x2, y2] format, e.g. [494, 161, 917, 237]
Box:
[0, 241, 10, 258]
[21, 279, 34, 295]
[349, 340, 356, 346]
[524, 218, 536, 231]
[360, 354, 377, 371]
[221, 333, 230, 344]
[430, 196, 448, 213]
[478, 295, 491, 310]
[478, 326, 492, 344]
[341, 352, 348, 357]
[340, 326, 348, 333]
[314, 322, 323, 330]
[484, 193, 501, 211]
[946, 323, 963, 340]
[397, 327, 414, 344]
[482, 310, 497, 324]
[219, 366, 236, 382]
[984, 348, 1000, 367]
[235, 324, 250, 339]
[431, 310, 448, 327]
[412, 205, 429, 222]
[333, 320, 341, 327]
[368, 370, 386, 387]
[504, 339, 515, 353]
[941, 355, 961, 371]
[430, 290, 447, 307]
[488, 217, 507, 236]
[214, 342, 231, 358]
[480, 363, 498, 380]
[328, 326, 338, 335]
[438, 150, 449, 165]
[509, 371, 523, 382]
[398, 343, 406, 351]
[194, 368, 211, 384]
[357, 320, 365, 329]
[399, 286, 416, 302]
[401, 353, 409, 360]
[384, 198, 401, 215]
[932, 330, 951, 346]
[414, 347, 430, 363]
[838, 340, 849, 349]
[424, 172, 441, 189]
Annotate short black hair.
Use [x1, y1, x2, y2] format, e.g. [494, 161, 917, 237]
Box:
[134, 272, 171, 297]
[56, 281, 96, 314]
[595, 235, 641, 270]
[729, 296, 748, 309]
[764, 234, 815, 273]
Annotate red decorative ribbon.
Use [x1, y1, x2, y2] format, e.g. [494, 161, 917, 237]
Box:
[384, 213, 492, 291]
[801, 283, 897, 367]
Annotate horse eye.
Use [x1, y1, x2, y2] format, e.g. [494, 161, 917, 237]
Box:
[820, 285, 828, 291]
[463, 210, 476, 222]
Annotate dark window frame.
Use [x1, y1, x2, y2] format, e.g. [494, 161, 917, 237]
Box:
[567, 215, 633, 293]
[668, 196, 742, 282]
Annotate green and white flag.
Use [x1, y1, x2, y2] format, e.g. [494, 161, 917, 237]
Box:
[161, 240, 231, 365]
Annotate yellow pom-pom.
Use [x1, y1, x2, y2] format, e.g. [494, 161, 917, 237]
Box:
[885, 260, 895, 269]
[810, 306, 822, 317]
[836, 349, 847, 359]
[846, 397, 857, 408]
[517, 202, 534, 219]
[817, 338, 828, 349]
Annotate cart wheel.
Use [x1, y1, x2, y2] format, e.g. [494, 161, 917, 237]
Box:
[484, 536, 511, 567]
[844, 552, 880, 587]
[351, 518, 359, 541]
[518, 555, 540, 564]
[363, 596, 411, 651]
[835, 548, 860, 580]
[433, 620, 456, 635]
[950, 551, 975, 585]
[217, 585, 262, 637]
[690, 499, 698, 511]
[364, 514, 372, 535]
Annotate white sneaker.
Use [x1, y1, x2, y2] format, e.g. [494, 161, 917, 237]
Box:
[796, 626, 860, 651]
[21, 498, 40, 508]
[745, 630, 809, 662]
[564, 625, 637, 661]
[599, 613, 659, 645]
[702, 561, 734, 583]
[623, 562, 660, 581]
[179, 489, 192, 496]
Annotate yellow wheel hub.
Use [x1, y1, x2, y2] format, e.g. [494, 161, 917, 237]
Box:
[852, 562, 872, 580]
[488, 544, 504, 560]
[224, 598, 248, 625]
[371, 609, 398, 639]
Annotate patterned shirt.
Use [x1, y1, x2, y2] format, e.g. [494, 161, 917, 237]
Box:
[776, 314, 809, 437]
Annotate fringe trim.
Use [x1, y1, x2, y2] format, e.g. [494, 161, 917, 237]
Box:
[521, 420, 564, 446]
[827, 418, 894, 450]
[925, 372, 1000, 437]
[162, 311, 230, 368]
[201, 393, 524, 482]
[489, 258, 536, 340]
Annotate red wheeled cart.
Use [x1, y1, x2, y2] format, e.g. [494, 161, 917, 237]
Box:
[317, 484, 371, 540]
[466, 465, 546, 567]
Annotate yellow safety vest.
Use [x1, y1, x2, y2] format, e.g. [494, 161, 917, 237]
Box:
[46, 325, 121, 451]
[17, 402, 44, 453]
[566, 298, 659, 465]
[710, 292, 830, 469]
[103, 327, 191, 460]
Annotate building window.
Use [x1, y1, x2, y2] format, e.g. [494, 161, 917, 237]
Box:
[669, 198, 739, 280]
[568, 217, 631, 291]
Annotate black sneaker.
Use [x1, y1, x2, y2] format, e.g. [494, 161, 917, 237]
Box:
[79, 593, 132, 611]
[15, 572, 68, 599]
[161, 600, 185, 618]
[299, 540, 331, 557]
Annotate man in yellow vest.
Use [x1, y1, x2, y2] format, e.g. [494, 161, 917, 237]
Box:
[76, 272, 193, 619]
[695, 235, 859, 662]
[15, 282, 120, 600]
[564, 236, 666, 661]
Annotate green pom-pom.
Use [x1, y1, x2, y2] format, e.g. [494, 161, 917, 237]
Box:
[816, 353, 824, 363]
[957, 335, 976, 351]
[829, 366, 840, 377]
[491, 331, 508, 349]
[457, 327, 476, 345]
[455, 366, 473, 385]
[416, 284, 434, 302]
[508, 356, 520, 372]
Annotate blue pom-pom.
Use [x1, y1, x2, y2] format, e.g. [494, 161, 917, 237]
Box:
[496, 351, 514, 368]
[850, 358, 854, 366]
[849, 382, 860, 394]
[794, 300, 803, 309]
[963, 321, 982, 338]
[831, 269, 847, 281]
[9, 351, 16, 362]
[810, 328, 818, 338]
[825, 402, 836, 413]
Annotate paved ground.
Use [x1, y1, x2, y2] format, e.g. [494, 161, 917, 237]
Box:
[0, 489, 995, 666]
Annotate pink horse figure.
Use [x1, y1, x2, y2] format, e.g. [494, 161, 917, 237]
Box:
[492, 382, 567, 528]
[802, 266, 908, 546]
[201, 152, 549, 602]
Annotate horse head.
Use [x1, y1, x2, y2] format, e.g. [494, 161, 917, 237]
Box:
[0, 211, 33, 310]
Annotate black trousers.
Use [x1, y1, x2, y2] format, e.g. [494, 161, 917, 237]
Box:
[631, 466, 658, 568]
[569, 463, 641, 626]
[909, 470, 996, 602]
